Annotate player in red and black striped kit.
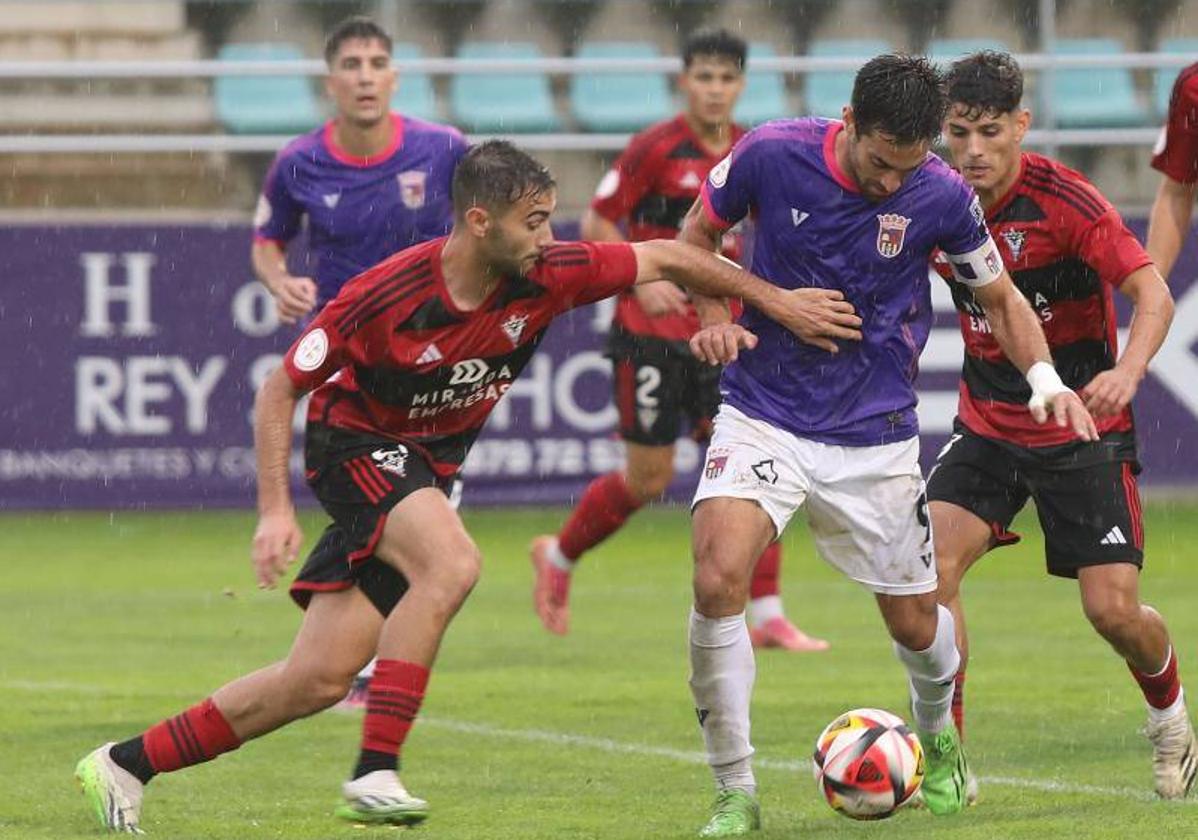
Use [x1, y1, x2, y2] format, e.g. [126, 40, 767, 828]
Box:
[74, 141, 863, 833]
[930, 51, 1195, 802]
[531, 29, 827, 651]
[1147, 59, 1198, 281]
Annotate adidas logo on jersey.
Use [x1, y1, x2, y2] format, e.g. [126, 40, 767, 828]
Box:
[1100, 526, 1128, 546]
[679, 171, 702, 190]
[416, 343, 443, 365]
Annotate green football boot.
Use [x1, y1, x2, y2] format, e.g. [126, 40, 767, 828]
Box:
[917, 725, 969, 816]
[75, 743, 145, 834]
[334, 770, 429, 826]
[698, 789, 761, 838]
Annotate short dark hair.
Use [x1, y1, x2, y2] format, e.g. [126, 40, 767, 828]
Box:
[683, 28, 747, 70]
[851, 53, 947, 144]
[451, 141, 556, 218]
[324, 16, 392, 65]
[945, 51, 1025, 120]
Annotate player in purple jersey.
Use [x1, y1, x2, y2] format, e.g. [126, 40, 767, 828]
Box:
[251, 17, 468, 320]
[676, 55, 1097, 835]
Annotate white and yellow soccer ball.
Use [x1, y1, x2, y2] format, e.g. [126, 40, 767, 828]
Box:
[811, 707, 924, 820]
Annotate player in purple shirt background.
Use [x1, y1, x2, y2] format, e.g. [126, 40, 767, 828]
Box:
[676, 55, 1098, 835]
[251, 17, 468, 321]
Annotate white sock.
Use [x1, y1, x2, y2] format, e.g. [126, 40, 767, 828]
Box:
[689, 608, 757, 793]
[545, 537, 575, 572]
[894, 604, 959, 734]
[747, 595, 783, 628]
[357, 657, 377, 680]
[1148, 688, 1187, 726]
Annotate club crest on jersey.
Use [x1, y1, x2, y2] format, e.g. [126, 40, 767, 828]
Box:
[705, 449, 730, 480]
[876, 214, 911, 258]
[371, 445, 409, 477]
[501, 312, 530, 346]
[1001, 229, 1026, 262]
[398, 170, 427, 209]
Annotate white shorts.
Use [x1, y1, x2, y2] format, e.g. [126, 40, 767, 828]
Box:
[692, 405, 936, 596]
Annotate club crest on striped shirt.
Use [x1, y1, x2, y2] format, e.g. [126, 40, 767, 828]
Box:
[876, 213, 911, 258]
[1001, 229, 1026, 262]
[501, 312, 529, 346]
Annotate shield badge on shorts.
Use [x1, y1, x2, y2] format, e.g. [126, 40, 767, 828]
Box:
[398, 170, 427, 209]
[875, 213, 911, 259]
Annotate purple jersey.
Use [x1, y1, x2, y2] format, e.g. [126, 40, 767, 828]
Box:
[701, 118, 1000, 446]
[254, 112, 467, 307]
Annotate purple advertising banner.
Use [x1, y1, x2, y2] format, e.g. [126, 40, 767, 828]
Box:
[2, 220, 1198, 510]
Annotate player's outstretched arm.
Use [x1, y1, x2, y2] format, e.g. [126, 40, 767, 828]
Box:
[677, 198, 734, 328]
[1081, 265, 1174, 418]
[251, 367, 305, 589]
[1146, 176, 1197, 281]
[972, 271, 1098, 440]
[631, 239, 862, 355]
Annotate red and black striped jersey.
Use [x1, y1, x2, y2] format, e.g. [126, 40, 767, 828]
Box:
[591, 114, 745, 341]
[1152, 61, 1198, 184]
[937, 152, 1152, 447]
[283, 237, 638, 476]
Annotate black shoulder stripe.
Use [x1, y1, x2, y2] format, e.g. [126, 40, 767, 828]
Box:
[1022, 166, 1105, 219]
[335, 260, 431, 333]
[1020, 178, 1102, 223]
[340, 276, 433, 334]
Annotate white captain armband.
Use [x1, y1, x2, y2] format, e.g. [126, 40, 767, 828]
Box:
[944, 235, 1004, 288]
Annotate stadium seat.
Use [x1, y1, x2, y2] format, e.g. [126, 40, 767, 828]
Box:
[1046, 38, 1147, 128]
[927, 38, 1009, 68]
[1154, 38, 1198, 118]
[391, 42, 439, 122]
[450, 41, 560, 132]
[736, 42, 789, 126]
[804, 39, 891, 119]
[214, 43, 322, 134]
[570, 41, 672, 132]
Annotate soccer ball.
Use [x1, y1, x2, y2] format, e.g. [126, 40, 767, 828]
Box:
[811, 708, 924, 820]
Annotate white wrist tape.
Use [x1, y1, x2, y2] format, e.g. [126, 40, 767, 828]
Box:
[1026, 361, 1069, 411]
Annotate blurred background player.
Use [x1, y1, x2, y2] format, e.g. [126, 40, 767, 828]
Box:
[251, 16, 467, 322]
[1147, 59, 1198, 280]
[530, 28, 827, 651]
[931, 51, 1193, 801]
[251, 16, 468, 708]
[679, 54, 1098, 835]
[74, 140, 855, 835]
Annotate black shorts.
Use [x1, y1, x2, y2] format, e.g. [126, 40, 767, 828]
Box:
[608, 327, 722, 446]
[289, 424, 455, 617]
[925, 422, 1144, 578]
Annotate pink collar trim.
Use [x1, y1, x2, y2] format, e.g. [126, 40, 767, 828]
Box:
[323, 112, 403, 168]
[822, 121, 860, 193]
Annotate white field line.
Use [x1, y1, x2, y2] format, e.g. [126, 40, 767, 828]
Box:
[6, 679, 1190, 806]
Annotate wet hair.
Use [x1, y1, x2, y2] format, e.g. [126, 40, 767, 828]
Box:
[324, 17, 392, 65]
[451, 140, 556, 218]
[945, 50, 1025, 120]
[851, 53, 947, 144]
[683, 28, 747, 71]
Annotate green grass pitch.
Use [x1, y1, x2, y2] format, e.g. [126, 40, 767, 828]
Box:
[2, 503, 1197, 838]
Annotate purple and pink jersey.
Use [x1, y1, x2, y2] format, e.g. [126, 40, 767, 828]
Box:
[700, 117, 1000, 447]
[254, 112, 468, 307]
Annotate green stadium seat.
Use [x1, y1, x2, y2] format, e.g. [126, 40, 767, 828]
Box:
[570, 42, 672, 132]
[1047, 38, 1147, 128]
[214, 43, 322, 134]
[804, 39, 891, 119]
[927, 38, 1009, 69]
[450, 42, 560, 132]
[1155, 39, 1198, 118]
[390, 43, 440, 122]
[735, 43, 789, 126]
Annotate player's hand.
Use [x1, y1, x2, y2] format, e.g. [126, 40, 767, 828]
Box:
[690, 323, 758, 365]
[634, 280, 690, 317]
[1030, 390, 1099, 441]
[252, 509, 304, 589]
[1080, 365, 1142, 418]
[273, 275, 318, 324]
[775, 288, 863, 353]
